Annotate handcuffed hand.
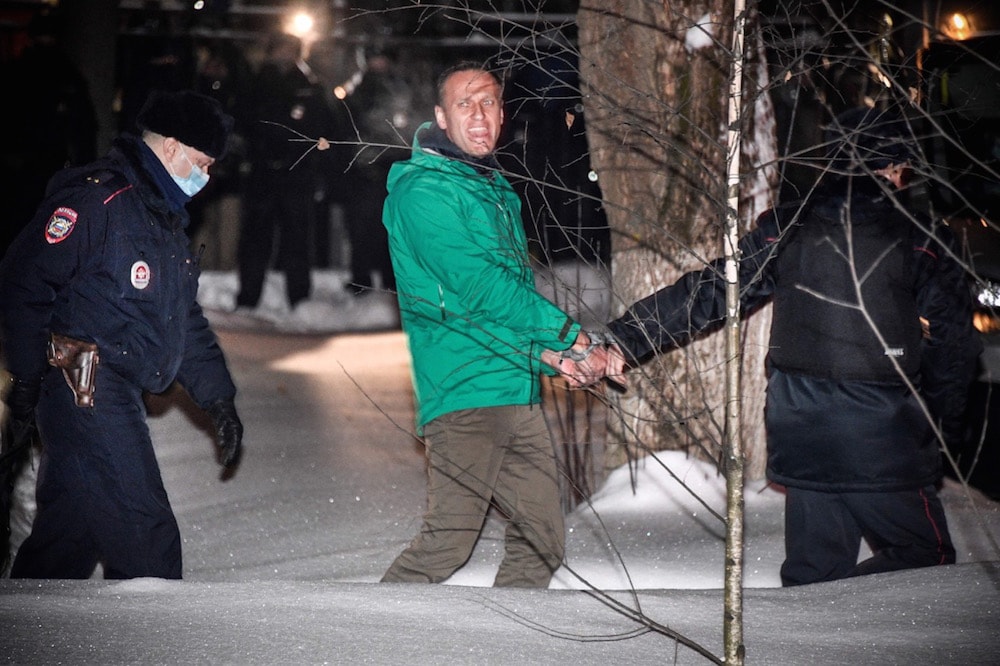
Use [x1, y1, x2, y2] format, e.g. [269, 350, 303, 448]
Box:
[542, 331, 630, 391]
[562, 344, 609, 388]
[206, 399, 243, 469]
[604, 343, 628, 390]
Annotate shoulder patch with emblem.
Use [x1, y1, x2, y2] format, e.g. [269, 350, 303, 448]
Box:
[45, 207, 78, 244]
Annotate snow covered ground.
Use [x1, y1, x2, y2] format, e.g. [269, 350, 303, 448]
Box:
[2, 269, 999, 664]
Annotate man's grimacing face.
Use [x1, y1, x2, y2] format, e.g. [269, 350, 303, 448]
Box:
[434, 69, 503, 157]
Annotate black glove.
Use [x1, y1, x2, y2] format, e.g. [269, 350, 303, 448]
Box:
[2, 377, 41, 456]
[2, 377, 41, 573]
[206, 399, 243, 469]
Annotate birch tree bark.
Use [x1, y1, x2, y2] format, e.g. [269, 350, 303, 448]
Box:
[578, 0, 777, 477]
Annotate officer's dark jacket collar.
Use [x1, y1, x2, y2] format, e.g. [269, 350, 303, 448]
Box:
[107, 134, 191, 227]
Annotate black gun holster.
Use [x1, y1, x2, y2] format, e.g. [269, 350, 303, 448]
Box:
[47, 333, 100, 408]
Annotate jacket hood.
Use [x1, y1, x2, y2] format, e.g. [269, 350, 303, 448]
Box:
[411, 122, 501, 174]
[386, 123, 475, 195]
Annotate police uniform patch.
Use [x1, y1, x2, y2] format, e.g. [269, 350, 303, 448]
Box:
[45, 207, 78, 244]
[130, 260, 151, 290]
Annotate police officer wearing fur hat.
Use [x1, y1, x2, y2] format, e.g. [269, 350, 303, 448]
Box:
[0, 90, 243, 579]
[597, 106, 981, 586]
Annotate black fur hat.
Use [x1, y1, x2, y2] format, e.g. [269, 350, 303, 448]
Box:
[823, 107, 916, 176]
[136, 90, 234, 158]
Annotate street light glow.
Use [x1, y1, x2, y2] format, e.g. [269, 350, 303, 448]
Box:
[942, 12, 975, 40]
[286, 11, 315, 39]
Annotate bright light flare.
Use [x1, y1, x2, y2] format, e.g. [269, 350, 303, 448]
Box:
[942, 13, 975, 40]
[976, 281, 1000, 310]
[286, 11, 315, 39]
[973, 310, 1000, 334]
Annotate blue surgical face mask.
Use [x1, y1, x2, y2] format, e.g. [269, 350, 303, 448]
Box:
[169, 146, 210, 196]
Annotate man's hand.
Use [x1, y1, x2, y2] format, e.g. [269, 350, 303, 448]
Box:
[604, 344, 629, 390]
[542, 333, 630, 391]
[551, 351, 605, 388]
[540, 331, 612, 389]
[206, 400, 243, 469]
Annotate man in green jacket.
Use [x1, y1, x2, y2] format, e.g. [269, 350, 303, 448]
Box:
[380, 62, 602, 587]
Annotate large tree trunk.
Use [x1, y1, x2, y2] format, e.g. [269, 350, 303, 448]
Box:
[578, 1, 776, 477]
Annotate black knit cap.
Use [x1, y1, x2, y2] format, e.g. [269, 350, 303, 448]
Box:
[136, 90, 234, 159]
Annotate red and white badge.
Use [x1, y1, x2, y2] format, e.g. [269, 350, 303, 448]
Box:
[44, 207, 78, 244]
[130, 260, 151, 290]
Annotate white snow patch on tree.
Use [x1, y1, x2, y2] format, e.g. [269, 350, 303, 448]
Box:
[685, 13, 715, 52]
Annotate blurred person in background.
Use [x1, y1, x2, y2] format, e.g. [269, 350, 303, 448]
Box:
[235, 33, 338, 313]
[187, 40, 252, 271]
[0, 9, 97, 260]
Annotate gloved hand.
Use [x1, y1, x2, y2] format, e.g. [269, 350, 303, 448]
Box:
[206, 399, 243, 469]
[2, 377, 41, 573]
[2, 377, 41, 454]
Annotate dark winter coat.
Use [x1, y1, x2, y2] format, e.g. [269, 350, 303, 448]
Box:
[0, 134, 235, 408]
[607, 190, 980, 492]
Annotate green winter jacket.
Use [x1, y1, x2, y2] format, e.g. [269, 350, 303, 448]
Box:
[383, 123, 580, 429]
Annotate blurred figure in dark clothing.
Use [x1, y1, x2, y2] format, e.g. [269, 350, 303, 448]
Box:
[333, 53, 406, 295]
[115, 26, 196, 140]
[188, 41, 252, 270]
[504, 49, 608, 267]
[600, 108, 980, 586]
[235, 33, 337, 311]
[0, 11, 97, 259]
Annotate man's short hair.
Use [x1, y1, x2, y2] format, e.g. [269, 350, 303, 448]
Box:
[435, 62, 502, 106]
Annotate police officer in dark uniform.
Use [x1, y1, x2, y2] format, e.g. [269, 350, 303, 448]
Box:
[235, 33, 337, 311]
[600, 107, 981, 586]
[0, 90, 244, 579]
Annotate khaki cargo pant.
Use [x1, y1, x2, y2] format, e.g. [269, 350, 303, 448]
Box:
[381, 404, 565, 587]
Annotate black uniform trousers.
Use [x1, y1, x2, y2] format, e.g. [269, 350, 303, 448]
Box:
[11, 365, 182, 579]
[236, 168, 315, 309]
[780, 484, 955, 586]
